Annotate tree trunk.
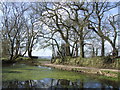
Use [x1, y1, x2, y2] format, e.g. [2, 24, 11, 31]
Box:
[10, 42, 14, 61]
[71, 45, 75, 57]
[65, 43, 71, 56]
[51, 40, 56, 63]
[80, 40, 84, 58]
[96, 48, 98, 56]
[79, 27, 84, 58]
[101, 38, 105, 57]
[104, 37, 118, 57]
[28, 49, 32, 58]
[10, 53, 14, 61]
[75, 43, 78, 57]
[112, 45, 118, 57]
[92, 46, 95, 57]
[71, 41, 78, 57]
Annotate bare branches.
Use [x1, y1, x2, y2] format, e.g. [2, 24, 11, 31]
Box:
[1, 2, 119, 60]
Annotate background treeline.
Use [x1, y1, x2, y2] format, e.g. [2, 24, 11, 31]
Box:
[0, 2, 119, 62]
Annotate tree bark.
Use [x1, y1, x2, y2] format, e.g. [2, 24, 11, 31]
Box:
[112, 44, 118, 56]
[28, 49, 32, 58]
[65, 43, 71, 56]
[75, 43, 78, 57]
[101, 38, 105, 56]
[92, 46, 95, 57]
[10, 41, 14, 61]
[79, 28, 84, 58]
[80, 40, 84, 58]
[51, 40, 56, 63]
[96, 48, 98, 56]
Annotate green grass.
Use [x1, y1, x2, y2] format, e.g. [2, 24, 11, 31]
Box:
[15, 57, 31, 61]
[102, 70, 118, 74]
[55, 56, 120, 69]
[1, 56, 50, 61]
[93, 73, 119, 82]
[35, 58, 50, 61]
[2, 64, 90, 82]
[1, 57, 9, 61]
[2, 63, 119, 83]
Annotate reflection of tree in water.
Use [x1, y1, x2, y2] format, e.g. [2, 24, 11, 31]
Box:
[24, 80, 34, 88]
[99, 79, 120, 89]
[3, 80, 34, 88]
[57, 79, 70, 85]
[79, 79, 84, 89]
[2, 78, 120, 89]
[3, 79, 72, 88]
[56, 79, 70, 88]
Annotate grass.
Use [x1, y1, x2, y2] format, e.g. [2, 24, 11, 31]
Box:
[1, 56, 50, 61]
[2, 63, 120, 89]
[1, 57, 9, 61]
[102, 70, 118, 74]
[2, 64, 90, 82]
[93, 73, 119, 82]
[54, 56, 120, 69]
[2, 56, 120, 83]
[35, 58, 50, 61]
[72, 67, 119, 82]
[1, 56, 50, 65]
[2, 61, 120, 90]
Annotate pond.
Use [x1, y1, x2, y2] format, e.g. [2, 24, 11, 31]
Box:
[2, 63, 120, 89]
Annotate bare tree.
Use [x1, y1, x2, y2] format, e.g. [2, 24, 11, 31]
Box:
[88, 2, 119, 56]
[1, 2, 29, 60]
[25, 14, 39, 58]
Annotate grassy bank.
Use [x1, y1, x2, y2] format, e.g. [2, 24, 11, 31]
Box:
[42, 64, 120, 82]
[54, 56, 120, 69]
[1, 56, 50, 65]
[2, 56, 119, 81]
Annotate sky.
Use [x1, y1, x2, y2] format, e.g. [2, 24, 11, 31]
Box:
[29, 48, 52, 56]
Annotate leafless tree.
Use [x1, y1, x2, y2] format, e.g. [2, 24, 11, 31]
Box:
[1, 2, 29, 60]
[88, 2, 119, 56]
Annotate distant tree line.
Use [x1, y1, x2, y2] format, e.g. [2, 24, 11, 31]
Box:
[0, 2, 119, 61]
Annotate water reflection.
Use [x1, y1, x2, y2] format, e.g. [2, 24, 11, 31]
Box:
[2, 78, 120, 89]
[37, 65, 51, 70]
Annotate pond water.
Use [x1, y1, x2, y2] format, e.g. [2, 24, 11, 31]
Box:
[2, 64, 120, 89]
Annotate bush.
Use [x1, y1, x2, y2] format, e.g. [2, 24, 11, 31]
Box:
[15, 57, 31, 61]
